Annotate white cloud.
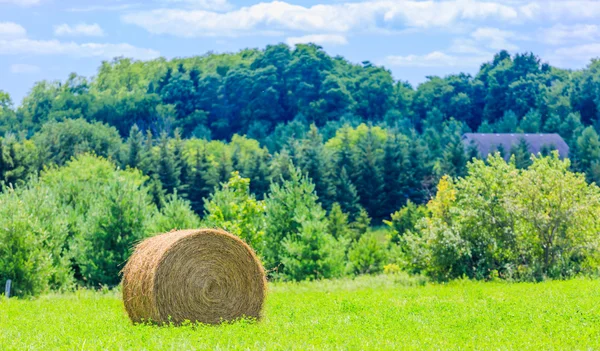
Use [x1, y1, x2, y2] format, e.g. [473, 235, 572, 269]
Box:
[520, 1, 600, 20]
[386, 51, 492, 68]
[449, 38, 492, 55]
[286, 34, 347, 46]
[0, 39, 160, 60]
[54, 23, 105, 37]
[67, 4, 140, 12]
[162, 0, 233, 11]
[122, 0, 520, 38]
[554, 43, 600, 62]
[471, 27, 518, 51]
[0, 22, 27, 40]
[10, 63, 40, 74]
[540, 24, 600, 45]
[0, 0, 41, 6]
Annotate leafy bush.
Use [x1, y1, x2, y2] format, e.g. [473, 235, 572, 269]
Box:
[42, 154, 155, 287]
[0, 185, 72, 297]
[203, 172, 266, 251]
[149, 192, 201, 234]
[404, 153, 600, 281]
[384, 200, 428, 244]
[73, 177, 154, 287]
[347, 232, 388, 275]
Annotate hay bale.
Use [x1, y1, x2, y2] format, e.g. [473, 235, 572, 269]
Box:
[121, 229, 267, 325]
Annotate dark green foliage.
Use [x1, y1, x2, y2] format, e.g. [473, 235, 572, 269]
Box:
[511, 138, 533, 169]
[354, 128, 386, 221]
[334, 167, 362, 221]
[187, 147, 218, 214]
[156, 132, 181, 194]
[264, 166, 345, 280]
[33, 119, 122, 166]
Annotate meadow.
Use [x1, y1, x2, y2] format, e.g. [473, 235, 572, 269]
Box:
[1, 275, 599, 350]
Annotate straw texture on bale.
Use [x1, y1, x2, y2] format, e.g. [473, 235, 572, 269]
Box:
[122, 229, 267, 325]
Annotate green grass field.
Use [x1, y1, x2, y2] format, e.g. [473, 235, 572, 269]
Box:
[1, 275, 599, 350]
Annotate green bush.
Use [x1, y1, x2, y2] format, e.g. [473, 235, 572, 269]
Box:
[384, 200, 428, 244]
[404, 153, 600, 281]
[347, 232, 388, 275]
[0, 185, 72, 297]
[149, 192, 201, 234]
[203, 172, 266, 251]
[42, 154, 155, 287]
[265, 166, 346, 280]
[73, 176, 154, 287]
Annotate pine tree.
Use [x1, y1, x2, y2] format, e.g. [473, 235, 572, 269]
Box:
[217, 153, 233, 184]
[156, 132, 181, 194]
[382, 131, 406, 216]
[187, 147, 218, 214]
[335, 128, 356, 181]
[125, 124, 145, 170]
[511, 138, 532, 169]
[327, 203, 351, 240]
[435, 136, 467, 177]
[354, 128, 386, 221]
[148, 174, 166, 208]
[298, 125, 336, 210]
[269, 149, 294, 184]
[334, 166, 362, 221]
[139, 130, 155, 176]
[466, 140, 480, 160]
[404, 132, 431, 204]
[576, 126, 600, 182]
[172, 130, 190, 196]
[248, 149, 271, 199]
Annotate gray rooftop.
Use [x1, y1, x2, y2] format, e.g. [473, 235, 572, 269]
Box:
[462, 133, 570, 159]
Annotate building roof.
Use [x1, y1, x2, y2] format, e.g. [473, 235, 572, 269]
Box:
[462, 133, 570, 159]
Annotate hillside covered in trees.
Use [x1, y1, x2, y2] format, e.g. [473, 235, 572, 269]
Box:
[1, 44, 600, 222]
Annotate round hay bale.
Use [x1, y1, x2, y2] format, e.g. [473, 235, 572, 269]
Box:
[121, 229, 267, 325]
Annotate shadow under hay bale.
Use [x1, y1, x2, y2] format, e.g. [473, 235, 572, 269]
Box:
[121, 229, 267, 325]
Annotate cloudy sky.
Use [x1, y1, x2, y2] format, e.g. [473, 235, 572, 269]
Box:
[2, 0, 600, 103]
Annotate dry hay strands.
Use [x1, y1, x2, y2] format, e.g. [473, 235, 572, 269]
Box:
[122, 229, 267, 325]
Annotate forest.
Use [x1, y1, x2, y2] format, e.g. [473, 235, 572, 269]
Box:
[2, 44, 600, 296]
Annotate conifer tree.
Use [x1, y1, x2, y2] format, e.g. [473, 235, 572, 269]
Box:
[299, 125, 336, 210]
[156, 132, 181, 194]
[511, 138, 533, 169]
[576, 126, 600, 182]
[435, 136, 467, 177]
[172, 130, 190, 196]
[334, 166, 362, 221]
[382, 131, 407, 217]
[125, 124, 145, 170]
[187, 146, 218, 214]
[354, 128, 385, 221]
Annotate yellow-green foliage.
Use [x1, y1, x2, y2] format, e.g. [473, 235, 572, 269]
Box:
[405, 153, 600, 281]
[203, 171, 266, 251]
[324, 123, 387, 151]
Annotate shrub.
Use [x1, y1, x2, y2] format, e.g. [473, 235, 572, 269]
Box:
[265, 166, 346, 280]
[0, 185, 72, 297]
[149, 191, 201, 234]
[203, 172, 266, 251]
[347, 232, 388, 275]
[384, 200, 428, 244]
[72, 172, 154, 287]
[42, 154, 155, 287]
[405, 153, 600, 281]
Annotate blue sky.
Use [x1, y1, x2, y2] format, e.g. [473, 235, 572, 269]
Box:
[2, 0, 600, 104]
